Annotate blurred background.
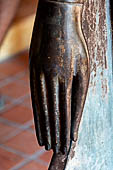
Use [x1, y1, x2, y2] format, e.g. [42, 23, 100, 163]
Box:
[0, 0, 52, 169]
[0, 0, 112, 169]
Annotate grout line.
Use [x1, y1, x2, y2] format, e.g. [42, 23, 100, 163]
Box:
[0, 94, 30, 114]
[0, 118, 34, 143]
[0, 71, 28, 88]
[0, 118, 33, 130]
[26, 129, 34, 134]
[10, 94, 32, 110]
[35, 158, 48, 166]
[10, 149, 46, 170]
[0, 117, 33, 129]
[20, 102, 32, 109]
[2, 128, 34, 143]
[0, 144, 28, 158]
[1, 121, 34, 143]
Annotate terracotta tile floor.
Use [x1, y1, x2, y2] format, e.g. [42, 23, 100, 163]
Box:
[0, 52, 52, 170]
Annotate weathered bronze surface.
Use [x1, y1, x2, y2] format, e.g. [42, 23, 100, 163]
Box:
[29, 0, 90, 169]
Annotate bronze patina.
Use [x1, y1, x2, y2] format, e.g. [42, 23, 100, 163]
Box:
[29, 0, 90, 169]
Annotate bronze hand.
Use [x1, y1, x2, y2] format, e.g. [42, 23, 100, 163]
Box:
[29, 0, 90, 169]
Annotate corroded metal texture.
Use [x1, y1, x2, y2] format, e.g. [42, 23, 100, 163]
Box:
[64, 0, 113, 169]
[29, 0, 90, 169]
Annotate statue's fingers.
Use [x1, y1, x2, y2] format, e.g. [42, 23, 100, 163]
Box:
[71, 64, 89, 142]
[38, 72, 52, 150]
[59, 79, 71, 154]
[45, 75, 61, 153]
[30, 65, 44, 146]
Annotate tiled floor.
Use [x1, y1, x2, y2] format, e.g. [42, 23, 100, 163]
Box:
[0, 52, 52, 170]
